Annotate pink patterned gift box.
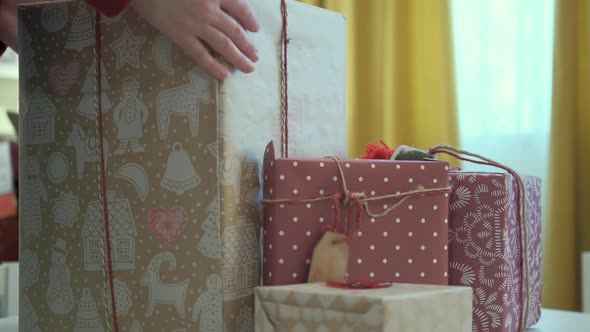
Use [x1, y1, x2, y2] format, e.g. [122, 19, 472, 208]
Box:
[447, 172, 542, 332]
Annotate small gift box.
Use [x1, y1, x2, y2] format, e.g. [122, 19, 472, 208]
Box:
[254, 282, 473, 332]
[447, 172, 542, 332]
[262, 142, 451, 286]
[427, 145, 542, 332]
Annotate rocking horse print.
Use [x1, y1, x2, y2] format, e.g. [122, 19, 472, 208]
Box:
[156, 68, 211, 138]
[66, 124, 109, 179]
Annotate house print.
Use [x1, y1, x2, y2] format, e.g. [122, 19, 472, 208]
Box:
[82, 191, 136, 271]
[222, 216, 259, 301]
[25, 87, 57, 145]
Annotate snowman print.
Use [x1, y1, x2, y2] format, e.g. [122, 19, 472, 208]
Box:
[46, 238, 74, 315]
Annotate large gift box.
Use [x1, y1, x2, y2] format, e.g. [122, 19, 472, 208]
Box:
[255, 282, 473, 331]
[17, 0, 346, 330]
[262, 142, 451, 286]
[447, 172, 542, 332]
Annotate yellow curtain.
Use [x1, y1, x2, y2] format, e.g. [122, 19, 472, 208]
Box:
[543, 0, 590, 311]
[300, 0, 459, 157]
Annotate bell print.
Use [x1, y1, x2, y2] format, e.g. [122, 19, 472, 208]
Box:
[73, 288, 105, 332]
[161, 143, 200, 195]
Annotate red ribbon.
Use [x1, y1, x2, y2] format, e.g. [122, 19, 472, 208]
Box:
[95, 12, 119, 332]
[280, 0, 290, 157]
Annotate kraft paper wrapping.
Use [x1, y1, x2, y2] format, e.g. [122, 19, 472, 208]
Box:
[447, 173, 542, 332]
[254, 282, 473, 332]
[17, 0, 346, 331]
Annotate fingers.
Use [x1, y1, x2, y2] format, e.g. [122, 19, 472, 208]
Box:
[213, 11, 258, 63]
[220, 0, 259, 32]
[182, 36, 230, 80]
[202, 26, 255, 74]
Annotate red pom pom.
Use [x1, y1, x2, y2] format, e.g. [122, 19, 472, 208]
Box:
[360, 140, 394, 159]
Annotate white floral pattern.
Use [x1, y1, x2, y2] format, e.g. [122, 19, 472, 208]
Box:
[449, 261, 475, 286]
[448, 173, 542, 331]
[450, 186, 471, 211]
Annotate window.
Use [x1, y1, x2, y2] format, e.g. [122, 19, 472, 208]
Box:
[451, 0, 555, 223]
[88, 239, 101, 263]
[116, 238, 131, 262]
[224, 266, 236, 290]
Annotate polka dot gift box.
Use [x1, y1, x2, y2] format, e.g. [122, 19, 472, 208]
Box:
[17, 0, 346, 331]
[262, 142, 452, 287]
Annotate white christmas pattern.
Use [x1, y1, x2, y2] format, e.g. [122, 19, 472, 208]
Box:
[21, 155, 47, 237]
[222, 217, 259, 301]
[67, 123, 109, 179]
[148, 205, 187, 246]
[82, 191, 136, 271]
[46, 239, 74, 315]
[78, 60, 112, 118]
[41, 3, 69, 32]
[156, 68, 210, 138]
[113, 78, 148, 155]
[64, 2, 94, 51]
[129, 321, 143, 332]
[192, 274, 223, 332]
[208, 139, 240, 201]
[21, 295, 43, 332]
[153, 33, 174, 74]
[236, 306, 255, 332]
[105, 279, 132, 316]
[52, 191, 79, 227]
[115, 163, 149, 201]
[161, 143, 200, 195]
[46, 152, 69, 184]
[48, 61, 79, 97]
[20, 25, 36, 80]
[21, 249, 40, 289]
[25, 87, 56, 145]
[110, 26, 145, 69]
[73, 288, 105, 332]
[141, 252, 189, 318]
[197, 198, 221, 259]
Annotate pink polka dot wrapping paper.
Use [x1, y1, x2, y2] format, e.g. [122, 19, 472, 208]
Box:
[447, 172, 542, 332]
[262, 142, 451, 287]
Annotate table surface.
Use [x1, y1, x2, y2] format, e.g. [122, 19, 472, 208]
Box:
[528, 309, 590, 331]
[0, 309, 589, 331]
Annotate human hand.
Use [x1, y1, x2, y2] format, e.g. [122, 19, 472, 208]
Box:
[132, 0, 260, 80]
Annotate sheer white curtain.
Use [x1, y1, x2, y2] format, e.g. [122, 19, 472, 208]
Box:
[451, 0, 555, 220]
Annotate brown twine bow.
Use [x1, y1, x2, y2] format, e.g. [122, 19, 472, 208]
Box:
[428, 144, 530, 332]
[262, 157, 451, 243]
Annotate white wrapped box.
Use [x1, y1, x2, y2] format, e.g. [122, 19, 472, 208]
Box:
[255, 283, 472, 332]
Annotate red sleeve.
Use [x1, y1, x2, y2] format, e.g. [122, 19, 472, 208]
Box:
[86, 0, 133, 17]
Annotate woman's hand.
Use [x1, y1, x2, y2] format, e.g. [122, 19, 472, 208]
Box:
[132, 0, 260, 80]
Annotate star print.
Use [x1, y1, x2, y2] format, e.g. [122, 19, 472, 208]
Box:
[110, 27, 145, 69]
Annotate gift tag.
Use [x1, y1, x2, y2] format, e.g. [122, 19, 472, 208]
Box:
[307, 232, 349, 283]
